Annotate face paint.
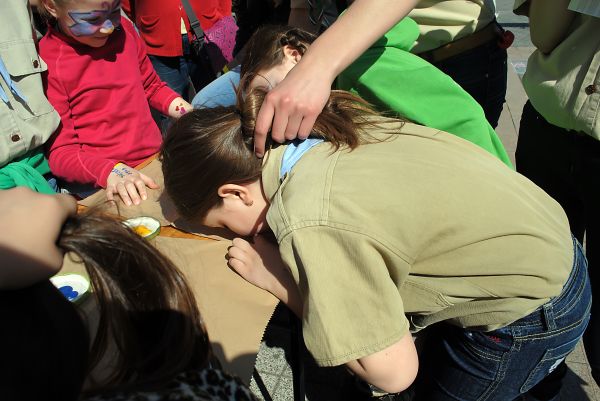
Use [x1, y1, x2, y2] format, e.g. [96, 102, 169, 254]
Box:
[68, 0, 122, 37]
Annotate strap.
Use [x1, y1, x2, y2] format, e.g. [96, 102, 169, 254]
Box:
[180, 0, 205, 42]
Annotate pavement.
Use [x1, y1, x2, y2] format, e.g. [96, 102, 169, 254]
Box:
[248, 4, 600, 400]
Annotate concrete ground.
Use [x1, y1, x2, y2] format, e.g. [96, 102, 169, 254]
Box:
[248, 4, 600, 400]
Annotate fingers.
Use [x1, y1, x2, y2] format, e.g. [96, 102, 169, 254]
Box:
[298, 112, 318, 140]
[125, 181, 141, 205]
[53, 193, 78, 218]
[254, 99, 274, 157]
[116, 182, 132, 206]
[140, 172, 159, 189]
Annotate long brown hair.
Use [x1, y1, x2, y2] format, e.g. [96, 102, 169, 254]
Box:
[240, 25, 317, 93]
[58, 209, 210, 394]
[161, 88, 391, 223]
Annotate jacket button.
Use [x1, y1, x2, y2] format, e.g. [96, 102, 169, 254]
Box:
[11, 134, 21, 142]
[32, 59, 39, 68]
[585, 84, 597, 95]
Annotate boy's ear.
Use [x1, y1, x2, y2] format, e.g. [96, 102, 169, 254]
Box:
[283, 45, 302, 63]
[41, 0, 59, 18]
[217, 184, 253, 205]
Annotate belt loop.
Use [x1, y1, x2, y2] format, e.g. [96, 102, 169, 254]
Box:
[542, 303, 557, 331]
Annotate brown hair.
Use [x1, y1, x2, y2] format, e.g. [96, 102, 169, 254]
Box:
[161, 88, 391, 223]
[58, 209, 210, 394]
[239, 25, 317, 93]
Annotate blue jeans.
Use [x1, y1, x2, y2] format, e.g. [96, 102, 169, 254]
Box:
[191, 65, 240, 109]
[430, 40, 507, 129]
[413, 237, 591, 401]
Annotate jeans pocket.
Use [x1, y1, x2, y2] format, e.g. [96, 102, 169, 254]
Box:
[520, 336, 580, 393]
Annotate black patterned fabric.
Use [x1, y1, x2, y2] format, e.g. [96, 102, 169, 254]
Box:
[84, 369, 258, 401]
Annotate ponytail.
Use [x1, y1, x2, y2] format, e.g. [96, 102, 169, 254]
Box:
[162, 87, 389, 223]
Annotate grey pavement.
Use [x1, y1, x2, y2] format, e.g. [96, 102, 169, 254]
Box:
[248, 5, 599, 400]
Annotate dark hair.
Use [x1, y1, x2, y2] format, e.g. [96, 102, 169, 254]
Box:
[58, 209, 211, 395]
[239, 25, 317, 93]
[161, 88, 391, 223]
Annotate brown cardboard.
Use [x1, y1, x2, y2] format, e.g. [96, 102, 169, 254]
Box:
[72, 158, 278, 383]
[60, 237, 277, 384]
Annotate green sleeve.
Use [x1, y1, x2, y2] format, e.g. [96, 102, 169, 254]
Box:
[279, 225, 410, 367]
[337, 48, 513, 168]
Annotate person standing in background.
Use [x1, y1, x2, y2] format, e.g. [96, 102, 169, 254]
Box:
[122, 0, 235, 98]
[514, 1, 599, 400]
[0, 0, 60, 194]
[408, 0, 511, 129]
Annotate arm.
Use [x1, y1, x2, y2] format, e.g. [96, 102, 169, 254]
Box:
[0, 188, 76, 290]
[529, 0, 576, 54]
[253, 0, 420, 156]
[346, 334, 418, 393]
[230, 227, 416, 392]
[227, 236, 303, 316]
[44, 70, 118, 187]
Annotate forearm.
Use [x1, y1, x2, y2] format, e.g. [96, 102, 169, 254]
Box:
[345, 333, 419, 393]
[297, 0, 420, 82]
[167, 97, 193, 118]
[266, 265, 303, 317]
[529, 0, 576, 54]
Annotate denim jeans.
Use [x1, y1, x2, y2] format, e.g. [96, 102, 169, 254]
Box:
[430, 40, 508, 129]
[413, 237, 591, 401]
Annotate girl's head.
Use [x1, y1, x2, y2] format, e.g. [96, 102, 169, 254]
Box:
[3, 208, 211, 398]
[240, 25, 317, 93]
[41, 0, 121, 47]
[161, 89, 384, 235]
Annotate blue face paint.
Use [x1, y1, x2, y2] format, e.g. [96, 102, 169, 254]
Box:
[68, 0, 121, 37]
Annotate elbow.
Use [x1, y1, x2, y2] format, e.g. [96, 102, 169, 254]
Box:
[346, 334, 419, 394]
[362, 363, 418, 394]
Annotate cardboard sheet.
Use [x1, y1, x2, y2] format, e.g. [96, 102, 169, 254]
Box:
[72, 158, 278, 383]
[60, 238, 277, 383]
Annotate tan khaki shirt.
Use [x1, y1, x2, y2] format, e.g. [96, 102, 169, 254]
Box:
[408, 0, 496, 53]
[516, 2, 600, 139]
[262, 120, 573, 367]
[0, 0, 59, 168]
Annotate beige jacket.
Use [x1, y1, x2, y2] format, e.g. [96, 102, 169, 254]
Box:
[0, 0, 59, 168]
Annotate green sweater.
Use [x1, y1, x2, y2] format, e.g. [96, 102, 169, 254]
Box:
[337, 17, 513, 167]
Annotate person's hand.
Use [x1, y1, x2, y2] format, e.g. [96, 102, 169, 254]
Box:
[0, 187, 77, 289]
[167, 97, 193, 118]
[227, 235, 303, 316]
[227, 236, 286, 293]
[253, 62, 333, 157]
[106, 163, 159, 206]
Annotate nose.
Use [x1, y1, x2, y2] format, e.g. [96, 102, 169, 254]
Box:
[99, 20, 114, 34]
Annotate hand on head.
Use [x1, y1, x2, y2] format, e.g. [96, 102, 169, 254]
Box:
[0, 187, 76, 289]
[253, 62, 333, 157]
[106, 163, 159, 206]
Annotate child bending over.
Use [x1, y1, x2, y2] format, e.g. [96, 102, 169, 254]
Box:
[161, 90, 590, 400]
[39, 0, 192, 206]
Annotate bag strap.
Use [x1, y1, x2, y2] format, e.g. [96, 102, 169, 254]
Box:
[180, 0, 205, 44]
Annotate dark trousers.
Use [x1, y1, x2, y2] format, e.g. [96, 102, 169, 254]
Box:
[431, 41, 508, 129]
[516, 101, 600, 393]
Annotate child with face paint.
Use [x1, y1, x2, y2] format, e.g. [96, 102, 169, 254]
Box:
[38, 0, 193, 206]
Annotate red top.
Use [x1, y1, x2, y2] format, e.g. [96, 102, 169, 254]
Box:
[40, 18, 178, 187]
[122, 0, 232, 57]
